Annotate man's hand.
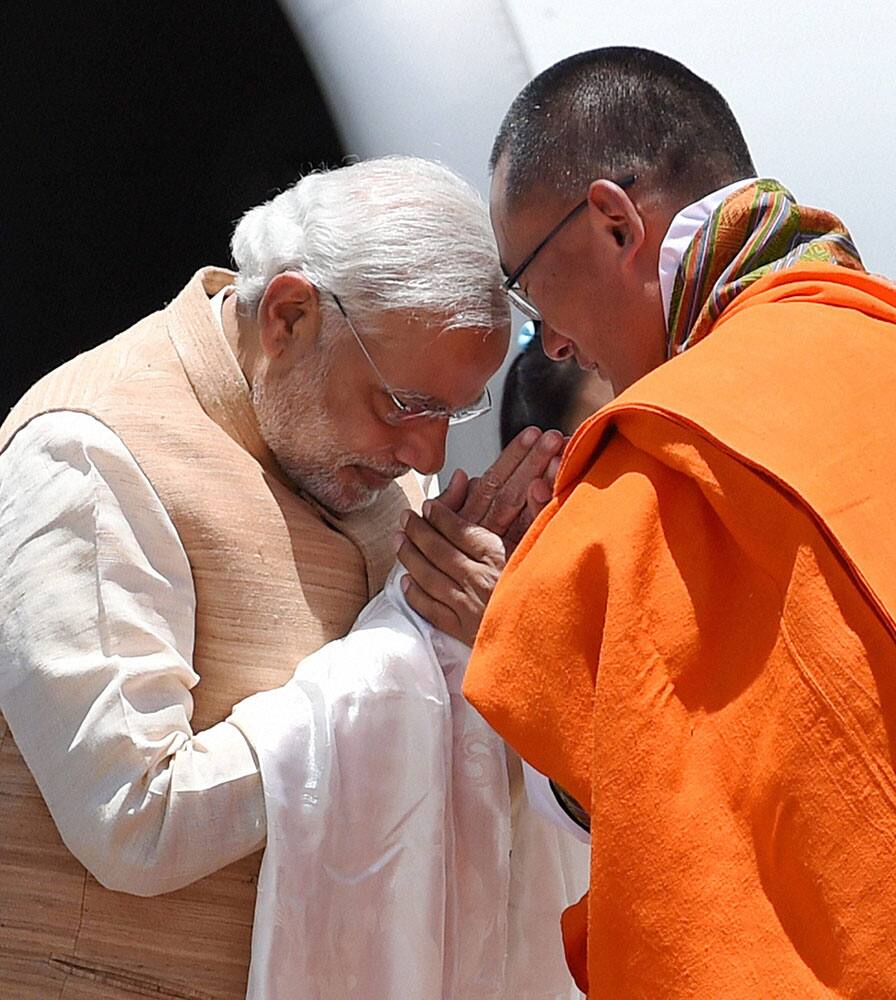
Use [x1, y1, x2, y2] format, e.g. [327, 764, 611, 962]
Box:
[397, 501, 505, 646]
[396, 427, 565, 645]
[436, 426, 565, 553]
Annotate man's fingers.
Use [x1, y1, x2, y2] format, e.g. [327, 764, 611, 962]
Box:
[522, 479, 552, 541]
[476, 429, 565, 535]
[529, 476, 553, 509]
[547, 453, 563, 483]
[456, 470, 502, 527]
[501, 479, 556, 557]
[396, 530, 486, 646]
[400, 575, 462, 638]
[396, 508, 505, 647]
[436, 468, 468, 513]
[396, 527, 465, 601]
[415, 502, 504, 567]
[399, 509, 492, 590]
[457, 426, 541, 525]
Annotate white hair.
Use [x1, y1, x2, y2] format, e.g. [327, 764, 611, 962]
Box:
[231, 156, 508, 335]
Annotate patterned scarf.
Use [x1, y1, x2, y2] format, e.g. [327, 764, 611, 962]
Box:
[667, 178, 864, 357]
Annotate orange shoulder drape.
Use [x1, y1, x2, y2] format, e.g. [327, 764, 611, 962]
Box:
[465, 264, 896, 997]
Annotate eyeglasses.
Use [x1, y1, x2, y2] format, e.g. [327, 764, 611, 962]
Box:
[502, 174, 637, 329]
[329, 293, 492, 426]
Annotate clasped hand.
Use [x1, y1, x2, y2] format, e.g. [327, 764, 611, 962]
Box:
[395, 426, 565, 646]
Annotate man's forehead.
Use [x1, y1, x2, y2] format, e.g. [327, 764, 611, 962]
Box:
[383, 321, 506, 409]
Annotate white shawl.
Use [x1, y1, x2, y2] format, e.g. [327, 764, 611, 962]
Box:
[231, 567, 587, 999]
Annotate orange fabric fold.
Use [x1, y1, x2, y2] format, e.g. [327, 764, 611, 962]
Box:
[560, 894, 590, 994]
[465, 264, 896, 997]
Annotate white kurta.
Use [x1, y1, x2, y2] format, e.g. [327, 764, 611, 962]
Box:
[0, 411, 267, 894]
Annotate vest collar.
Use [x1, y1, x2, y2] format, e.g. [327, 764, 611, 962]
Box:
[165, 267, 279, 476]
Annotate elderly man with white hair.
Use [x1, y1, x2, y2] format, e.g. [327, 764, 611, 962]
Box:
[0, 156, 586, 1000]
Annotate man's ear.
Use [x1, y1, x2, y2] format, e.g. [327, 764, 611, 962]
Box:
[585, 178, 646, 266]
[256, 270, 322, 361]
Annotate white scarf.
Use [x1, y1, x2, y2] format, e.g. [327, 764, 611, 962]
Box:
[235, 566, 588, 999]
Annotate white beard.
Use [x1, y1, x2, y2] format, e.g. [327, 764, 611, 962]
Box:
[251, 357, 408, 514]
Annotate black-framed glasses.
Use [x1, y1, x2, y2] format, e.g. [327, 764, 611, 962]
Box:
[329, 293, 492, 426]
[502, 174, 637, 327]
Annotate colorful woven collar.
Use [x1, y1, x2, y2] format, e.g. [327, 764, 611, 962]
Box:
[666, 178, 864, 356]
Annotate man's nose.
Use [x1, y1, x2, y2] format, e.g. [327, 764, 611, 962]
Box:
[540, 323, 576, 362]
[393, 417, 449, 475]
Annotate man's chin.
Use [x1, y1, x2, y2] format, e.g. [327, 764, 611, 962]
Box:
[329, 463, 410, 513]
[351, 464, 400, 491]
[298, 479, 381, 516]
[308, 469, 393, 515]
[322, 486, 383, 515]
[280, 461, 408, 515]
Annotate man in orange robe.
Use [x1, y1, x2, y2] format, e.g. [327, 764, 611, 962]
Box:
[400, 47, 896, 997]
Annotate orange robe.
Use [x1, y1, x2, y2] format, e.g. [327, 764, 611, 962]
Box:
[464, 263, 896, 997]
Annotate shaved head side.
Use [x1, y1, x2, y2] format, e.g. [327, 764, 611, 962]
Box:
[491, 47, 755, 208]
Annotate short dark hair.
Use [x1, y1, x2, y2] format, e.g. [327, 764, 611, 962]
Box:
[500, 341, 586, 446]
[491, 47, 755, 207]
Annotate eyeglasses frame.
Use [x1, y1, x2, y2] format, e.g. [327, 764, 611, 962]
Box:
[329, 292, 492, 426]
[501, 174, 638, 324]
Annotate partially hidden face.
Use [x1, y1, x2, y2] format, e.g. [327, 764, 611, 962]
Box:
[253, 308, 508, 514]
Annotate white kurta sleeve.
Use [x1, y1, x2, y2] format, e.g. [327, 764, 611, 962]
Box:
[0, 412, 267, 895]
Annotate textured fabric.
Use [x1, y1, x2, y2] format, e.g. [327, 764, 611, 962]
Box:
[666, 178, 862, 355]
[233, 566, 588, 1000]
[0, 412, 267, 893]
[657, 178, 755, 324]
[0, 268, 420, 998]
[465, 263, 896, 997]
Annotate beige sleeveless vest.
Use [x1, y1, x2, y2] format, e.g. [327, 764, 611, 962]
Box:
[0, 269, 423, 999]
